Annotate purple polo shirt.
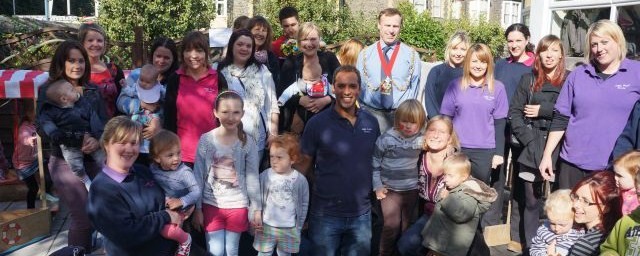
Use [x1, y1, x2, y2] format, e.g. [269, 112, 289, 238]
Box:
[555, 59, 640, 170]
[440, 78, 508, 149]
[102, 165, 129, 183]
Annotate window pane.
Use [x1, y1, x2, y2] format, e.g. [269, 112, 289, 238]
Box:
[552, 8, 609, 57]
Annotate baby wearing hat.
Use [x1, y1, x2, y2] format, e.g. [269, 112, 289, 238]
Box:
[120, 64, 165, 162]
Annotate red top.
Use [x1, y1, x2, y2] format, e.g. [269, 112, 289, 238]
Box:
[175, 68, 219, 163]
[90, 69, 119, 118]
[271, 35, 287, 58]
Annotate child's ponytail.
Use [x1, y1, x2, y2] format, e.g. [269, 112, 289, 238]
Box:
[237, 121, 247, 146]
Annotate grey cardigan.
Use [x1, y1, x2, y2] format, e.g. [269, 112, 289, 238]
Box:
[193, 130, 262, 216]
[259, 168, 309, 230]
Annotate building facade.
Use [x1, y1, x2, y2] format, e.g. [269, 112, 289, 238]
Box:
[529, 0, 640, 58]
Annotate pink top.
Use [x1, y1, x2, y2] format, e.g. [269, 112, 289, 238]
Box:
[621, 188, 640, 215]
[175, 68, 219, 163]
[90, 69, 119, 118]
[12, 122, 37, 170]
[507, 51, 536, 67]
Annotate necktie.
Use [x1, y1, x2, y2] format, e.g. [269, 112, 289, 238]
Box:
[380, 44, 394, 109]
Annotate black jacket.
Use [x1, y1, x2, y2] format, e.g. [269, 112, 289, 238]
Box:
[612, 100, 640, 160]
[508, 72, 563, 169]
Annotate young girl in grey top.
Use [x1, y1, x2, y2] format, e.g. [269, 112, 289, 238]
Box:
[372, 99, 426, 255]
[149, 129, 200, 256]
[253, 134, 309, 256]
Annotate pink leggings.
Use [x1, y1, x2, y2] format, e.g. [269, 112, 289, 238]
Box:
[161, 224, 189, 244]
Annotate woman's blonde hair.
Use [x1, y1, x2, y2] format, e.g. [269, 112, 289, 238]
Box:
[297, 22, 322, 45]
[337, 38, 365, 66]
[544, 189, 573, 219]
[443, 31, 470, 65]
[461, 43, 495, 93]
[422, 115, 460, 151]
[100, 116, 142, 150]
[613, 150, 640, 185]
[393, 99, 426, 132]
[442, 152, 471, 176]
[585, 19, 627, 63]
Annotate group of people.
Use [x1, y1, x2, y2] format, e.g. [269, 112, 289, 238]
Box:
[8, 3, 640, 256]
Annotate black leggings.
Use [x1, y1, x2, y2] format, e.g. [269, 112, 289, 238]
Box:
[24, 175, 39, 209]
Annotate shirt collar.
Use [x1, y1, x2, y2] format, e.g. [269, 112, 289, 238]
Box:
[176, 67, 216, 76]
[102, 165, 130, 183]
[329, 102, 362, 120]
[507, 52, 535, 67]
[378, 40, 400, 48]
[584, 58, 630, 76]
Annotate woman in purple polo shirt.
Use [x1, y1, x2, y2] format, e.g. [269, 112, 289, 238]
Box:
[440, 43, 509, 184]
[539, 19, 640, 189]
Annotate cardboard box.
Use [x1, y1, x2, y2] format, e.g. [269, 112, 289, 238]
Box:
[0, 208, 50, 253]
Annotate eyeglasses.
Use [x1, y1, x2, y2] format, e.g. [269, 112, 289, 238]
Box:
[570, 193, 598, 207]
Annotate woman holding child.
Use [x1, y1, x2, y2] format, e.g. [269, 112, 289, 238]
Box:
[87, 116, 185, 255]
[278, 22, 339, 134]
[117, 37, 179, 165]
[36, 40, 106, 251]
[397, 115, 459, 256]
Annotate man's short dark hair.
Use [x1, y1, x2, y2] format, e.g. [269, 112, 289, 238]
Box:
[333, 65, 362, 88]
[378, 8, 403, 24]
[278, 6, 299, 22]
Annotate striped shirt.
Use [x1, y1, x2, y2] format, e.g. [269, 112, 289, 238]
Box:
[568, 228, 605, 256]
[372, 129, 423, 191]
[530, 220, 584, 256]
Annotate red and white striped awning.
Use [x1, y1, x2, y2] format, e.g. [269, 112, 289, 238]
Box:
[0, 70, 49, 99]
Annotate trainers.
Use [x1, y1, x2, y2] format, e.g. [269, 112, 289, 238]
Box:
[46, 193, 59, 202]
[175, 235, 191, 256]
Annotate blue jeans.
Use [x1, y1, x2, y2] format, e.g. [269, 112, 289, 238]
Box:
[397, 214, 429, 256]
[206, 230, 241, 256]
[308, 211, 371, 256]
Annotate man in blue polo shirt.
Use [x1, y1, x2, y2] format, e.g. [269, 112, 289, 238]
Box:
[300, 65, 380, 255]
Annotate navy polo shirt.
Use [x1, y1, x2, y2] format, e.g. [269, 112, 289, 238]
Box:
[301, 104, 380, 217]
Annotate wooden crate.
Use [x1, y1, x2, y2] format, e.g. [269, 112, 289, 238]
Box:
[0, 208, 50, 253]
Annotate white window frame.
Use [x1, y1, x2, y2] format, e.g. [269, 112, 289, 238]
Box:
[413, 0, 428, 14]
[432, 0, 443, 18]
[215, 0, 227, 17]
[451, 0, 463, 19]
[501, 1, 522, 28]
[468, 0, 490, 21]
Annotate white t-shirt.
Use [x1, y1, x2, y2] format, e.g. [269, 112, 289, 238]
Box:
[263, 169, 298, 228]
[207, 142, 246, 208]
